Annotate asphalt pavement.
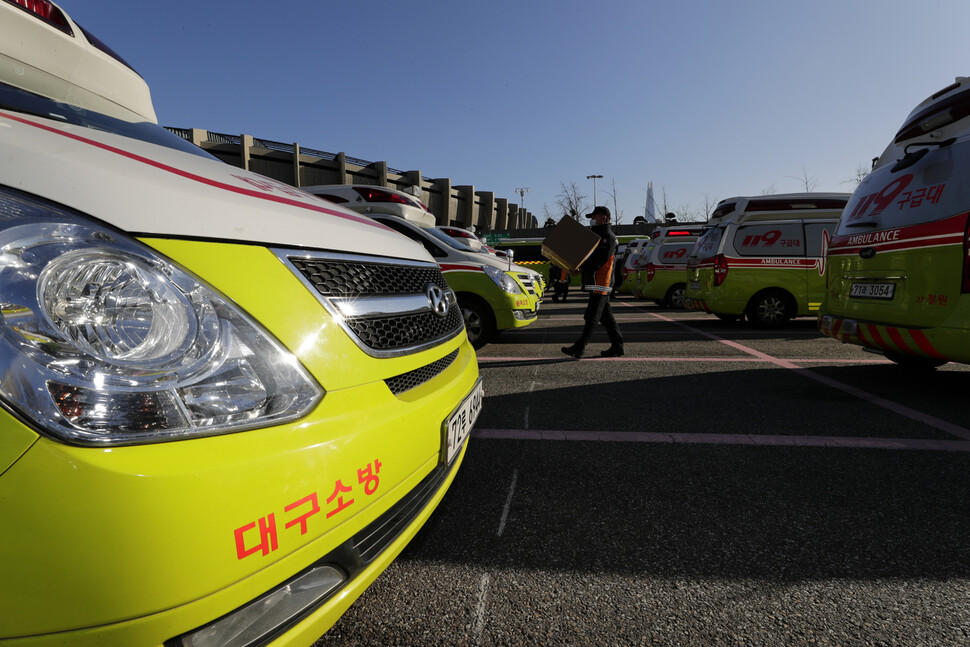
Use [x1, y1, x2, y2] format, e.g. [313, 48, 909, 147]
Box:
[316, 295, 970, 647]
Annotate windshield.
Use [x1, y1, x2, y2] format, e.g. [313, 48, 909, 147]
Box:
[0, 82, 214, 159]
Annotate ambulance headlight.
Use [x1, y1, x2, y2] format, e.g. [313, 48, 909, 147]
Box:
[483, 265, 522, 294]
[0, 188, 323, 446]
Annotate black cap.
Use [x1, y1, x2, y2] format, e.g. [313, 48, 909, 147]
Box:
[586, 206, 611, 219]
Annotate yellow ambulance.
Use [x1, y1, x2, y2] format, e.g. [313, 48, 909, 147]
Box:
[0, 2, 480, 645]
[685, 194, 849, 326]
[819, 76, 970, 368]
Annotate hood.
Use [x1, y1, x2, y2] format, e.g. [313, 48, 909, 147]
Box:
[0, 111, 434, 263]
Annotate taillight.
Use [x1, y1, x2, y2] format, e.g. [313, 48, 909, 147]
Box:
[353, 187, 412, 207]
[645, 263, 656, 281]
[962, 215, 970, 293]
[714, 254, 728, 287]
[6, 0, 72, 33]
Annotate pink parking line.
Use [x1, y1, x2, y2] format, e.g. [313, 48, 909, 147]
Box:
[625, 305, 970, 442]
[477, 357, 887, 364]
[471, 428, 970, 452]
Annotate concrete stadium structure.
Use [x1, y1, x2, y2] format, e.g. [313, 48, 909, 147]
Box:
[167, 128, 537, 231]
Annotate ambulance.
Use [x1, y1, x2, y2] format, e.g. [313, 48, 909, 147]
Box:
[685, 194, 849, 326]
[0, 2, 481, 645]
[819, 76, 970, 368]
[636, 226, 706, 308]
[616, 238, 650, 294]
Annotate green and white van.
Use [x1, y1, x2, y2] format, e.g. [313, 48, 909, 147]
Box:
[819, 76, 970, 368]
[359, 214, 542, 348]
[636, 226, 705, 308]
[685, 194, 849, 326]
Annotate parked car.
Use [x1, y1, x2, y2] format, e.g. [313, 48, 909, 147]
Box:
[303, 183, 436, 226]
[0, 2, 480, 645]
[685, 194, 848, 326]
[321, 211, 542, 349]
[820, 76, 970, 368]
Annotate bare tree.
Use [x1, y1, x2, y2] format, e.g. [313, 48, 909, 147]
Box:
[841, 163, 871, 189]
[603, 178, 625, 225]
[762, 183, 777, 195]
[788, 166, 818, 192]
[701, 193, 720, 221]
[555, 181, 589, 220]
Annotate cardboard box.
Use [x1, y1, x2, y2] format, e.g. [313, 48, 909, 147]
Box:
[541, 216, 600, 272]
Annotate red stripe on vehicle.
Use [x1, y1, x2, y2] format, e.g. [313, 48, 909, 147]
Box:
[829, 212, 968, 253]
[886, 327, 911, 353]
[440, 264, 486, 272]
[909, 329, 946, 359]
[0, 110, 389, 231]
[864, 324, 890, 350]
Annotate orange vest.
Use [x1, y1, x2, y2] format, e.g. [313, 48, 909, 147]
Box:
[589, 255, 614, 295]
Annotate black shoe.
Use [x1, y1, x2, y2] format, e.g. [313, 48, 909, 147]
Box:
[561, 345, 584, 359]
[600, 346, 625, 358]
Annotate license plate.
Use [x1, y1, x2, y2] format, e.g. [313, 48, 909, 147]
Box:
[690, 281, 701, 290]
[443, 378, 483, 464]
[850, 282, 895, 300]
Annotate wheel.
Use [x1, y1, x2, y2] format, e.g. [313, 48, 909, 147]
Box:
[458, 296, 495, 350]
[884, 351, 947, 370]
[665, 283, 687, 309]
[745, 290, 793, 328]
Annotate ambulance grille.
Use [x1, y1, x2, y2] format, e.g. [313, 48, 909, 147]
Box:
[385, 350, 458, 395]
[516, 272, 537, 296]
[290, 259, 448, 296]
[278, 251, 464, 358]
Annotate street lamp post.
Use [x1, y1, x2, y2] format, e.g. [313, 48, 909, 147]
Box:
[514, 187, 529, 229]
[586, 174, 603, 207]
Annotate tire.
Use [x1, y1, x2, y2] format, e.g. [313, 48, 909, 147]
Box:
[745, 290, 793, 328]
[458, 296, 495, 350]
[665, 283, 687, 309]
[884, 351, 947, 370]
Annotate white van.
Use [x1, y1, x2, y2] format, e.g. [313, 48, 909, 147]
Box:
[685, 194, 849, 326]
[634, 226, 706, 307]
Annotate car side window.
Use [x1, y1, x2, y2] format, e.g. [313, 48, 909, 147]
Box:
[734, 223, 804, 257]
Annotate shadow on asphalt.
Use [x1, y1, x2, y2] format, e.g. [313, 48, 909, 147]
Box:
[404, 437, 970, 581]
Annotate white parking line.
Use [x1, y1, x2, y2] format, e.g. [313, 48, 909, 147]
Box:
[472, 428, 970, 452]
[497, 469, 518, 537]
[473, 573, 489, 645]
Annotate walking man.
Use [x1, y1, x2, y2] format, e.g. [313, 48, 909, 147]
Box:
[561, 206, 625, 358]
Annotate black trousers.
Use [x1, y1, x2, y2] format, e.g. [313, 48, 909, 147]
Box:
[575, 292, 623, 349]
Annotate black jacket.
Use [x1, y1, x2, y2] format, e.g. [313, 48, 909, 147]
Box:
[580, 223, 617, 287]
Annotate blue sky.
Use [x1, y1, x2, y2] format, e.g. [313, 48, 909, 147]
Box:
[77, 0, 968, 225]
